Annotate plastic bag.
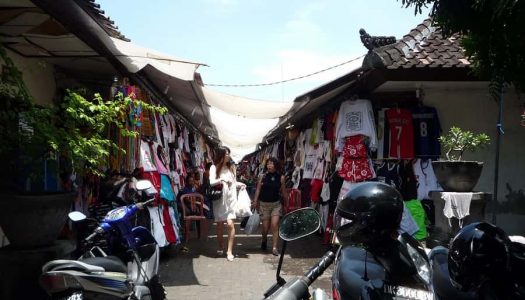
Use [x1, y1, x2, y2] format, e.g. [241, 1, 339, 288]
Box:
[235, 189, 253, 218]
[244, 209, 260, 235]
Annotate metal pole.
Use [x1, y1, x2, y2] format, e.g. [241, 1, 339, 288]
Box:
[492, 94, 504, 224]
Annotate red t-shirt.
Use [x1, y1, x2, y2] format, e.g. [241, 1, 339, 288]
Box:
[386, 108, 414, 159]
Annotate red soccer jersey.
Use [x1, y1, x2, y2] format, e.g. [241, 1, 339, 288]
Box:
[386, 108, 415, 159]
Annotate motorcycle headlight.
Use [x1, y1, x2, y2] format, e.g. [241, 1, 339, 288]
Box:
[407, 243, 431, 285]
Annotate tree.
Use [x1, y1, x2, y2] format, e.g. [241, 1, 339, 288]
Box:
[400, 0, 525, 99]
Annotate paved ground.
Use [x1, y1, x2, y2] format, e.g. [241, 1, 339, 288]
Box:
[159, 221, 334, 300]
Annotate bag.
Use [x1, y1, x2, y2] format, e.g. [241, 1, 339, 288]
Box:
[203, 178, 223, 202]
[244, 209, 260, 235]
[235, 189, 253, 218]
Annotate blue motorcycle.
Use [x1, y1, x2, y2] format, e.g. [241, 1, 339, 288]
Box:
[40, 180, 166, 300]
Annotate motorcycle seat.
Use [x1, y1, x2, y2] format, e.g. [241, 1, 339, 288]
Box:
[81, 256, 127, 273]
[42, 260, 105, 273]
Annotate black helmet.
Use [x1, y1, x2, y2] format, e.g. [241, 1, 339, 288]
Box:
[335, 182, 403, 247]
[448, 222, 511, 292]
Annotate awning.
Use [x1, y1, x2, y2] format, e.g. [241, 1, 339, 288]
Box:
[201, 87, 292, 119]
[263, 67, 367, 143]
[108, 37, 205, 82]
[209, 106, 280, 154]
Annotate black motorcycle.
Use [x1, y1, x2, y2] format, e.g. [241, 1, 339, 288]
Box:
[263, 210, 433, 300]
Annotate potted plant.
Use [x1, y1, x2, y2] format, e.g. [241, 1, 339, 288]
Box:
[0, 45, 166, 248]
[432, 126, 491, 192]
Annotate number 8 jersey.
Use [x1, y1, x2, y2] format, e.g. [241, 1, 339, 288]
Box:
[411, 105, 441, 158]
[385, 108, 414, 159]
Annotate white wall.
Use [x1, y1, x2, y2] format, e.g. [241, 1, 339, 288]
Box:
[423, 84, 525, 235]
[4, 48, 56, 106]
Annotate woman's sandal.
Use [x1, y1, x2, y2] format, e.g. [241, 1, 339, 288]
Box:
[226, 253, 235, 261]
[272, 248, 279, 256]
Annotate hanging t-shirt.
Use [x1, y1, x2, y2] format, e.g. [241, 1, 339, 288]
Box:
[411, 106, 442, 158]
[413, 158, 442, 200]
[335, 99, 377, 152]
[386, 108, 415, 159]
[302, 146, 318, 179]
[375, 161, 401, 189]
[376, 108, 387, 159]
[140, 141, 157, 172]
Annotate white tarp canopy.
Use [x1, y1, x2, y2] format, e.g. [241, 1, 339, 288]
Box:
[202, 87, 292, 119]
[108, 37, 204, 82]
[209, 106, 281, 161]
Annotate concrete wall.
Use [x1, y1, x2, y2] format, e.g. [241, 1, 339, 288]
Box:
[0, 50, 57, 247]
[418, 84, 525, 235]
[4, 48, 56, 106]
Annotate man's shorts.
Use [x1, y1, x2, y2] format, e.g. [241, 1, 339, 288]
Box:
[259, 201, 282, 220]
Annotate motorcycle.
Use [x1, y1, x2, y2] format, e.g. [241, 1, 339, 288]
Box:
[264, 207, 434, 300]
[263, 207, 335, 300]
[40, 179, 166, 300]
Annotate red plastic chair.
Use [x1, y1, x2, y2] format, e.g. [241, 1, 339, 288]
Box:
[284, 188, 302, 214]
[180, 193, 208, 242]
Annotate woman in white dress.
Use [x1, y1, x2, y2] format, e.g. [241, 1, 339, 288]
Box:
[209, 146, 245, 261]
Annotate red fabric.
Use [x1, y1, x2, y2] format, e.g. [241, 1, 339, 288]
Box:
[338, 158, 374, 182]
[285, 188, 302, 213]
[386, 108, 415, 159]
[310, 179, 324, 203]
[159, 199, 177, 243]
[323, 212, 334, 245]
[141, 170, 161, 201]
[342, 135, 367, 158]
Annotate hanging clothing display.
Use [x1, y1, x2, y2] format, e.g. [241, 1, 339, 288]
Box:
[411, 105, 442, 158]
[385, 108, 415, 159]
[243, 94, 444, 247]
[335, 99, 377, 152]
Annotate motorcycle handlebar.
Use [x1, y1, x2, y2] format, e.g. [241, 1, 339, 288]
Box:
[304, 251, 336, 285]
[265, 250, 335, 300]
[85, 227, 104, 242]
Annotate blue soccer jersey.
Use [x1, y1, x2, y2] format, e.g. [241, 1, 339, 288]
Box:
[411, 106, 442, 158]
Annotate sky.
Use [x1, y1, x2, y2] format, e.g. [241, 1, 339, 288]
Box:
[97, 0, 430, 103]
[97, 0, 430, 160]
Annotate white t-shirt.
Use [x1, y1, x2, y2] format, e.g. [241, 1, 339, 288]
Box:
[413, 159, 442, 200]
[335, 99, 377, 152]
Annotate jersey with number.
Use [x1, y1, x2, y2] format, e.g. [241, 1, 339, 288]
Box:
[411, 106, 441, 158]
[386, 108, 414, 159]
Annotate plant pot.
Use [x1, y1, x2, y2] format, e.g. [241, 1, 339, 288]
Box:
[432, 161, 484, 192]
[0, 192, 75, 249]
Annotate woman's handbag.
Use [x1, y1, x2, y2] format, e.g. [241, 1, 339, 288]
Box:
[204, 181, 223, 202]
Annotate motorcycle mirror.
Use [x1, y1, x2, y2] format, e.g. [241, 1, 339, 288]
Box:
[279, 208, 321, 241]
[136, 180, 153, 191]
[68, 211, 87, 222]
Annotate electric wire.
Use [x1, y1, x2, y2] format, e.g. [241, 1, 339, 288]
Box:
[204, 54, 365, 87]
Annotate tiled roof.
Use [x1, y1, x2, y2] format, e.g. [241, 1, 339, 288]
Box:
[75, 0, 129, 42]
[362, 19, 470, 69]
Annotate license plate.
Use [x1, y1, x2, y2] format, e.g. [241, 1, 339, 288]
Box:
[384, 284, 433, 300]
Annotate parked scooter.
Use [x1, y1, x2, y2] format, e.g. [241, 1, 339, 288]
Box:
[40, 179, 166, 300]
[264, 182, 434, 300]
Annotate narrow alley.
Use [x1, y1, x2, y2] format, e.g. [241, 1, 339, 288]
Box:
[159, 222, 333, 300]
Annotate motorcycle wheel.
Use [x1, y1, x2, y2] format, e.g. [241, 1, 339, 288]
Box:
[148, 275, 167, 300]
[55, 291, 83, 300]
